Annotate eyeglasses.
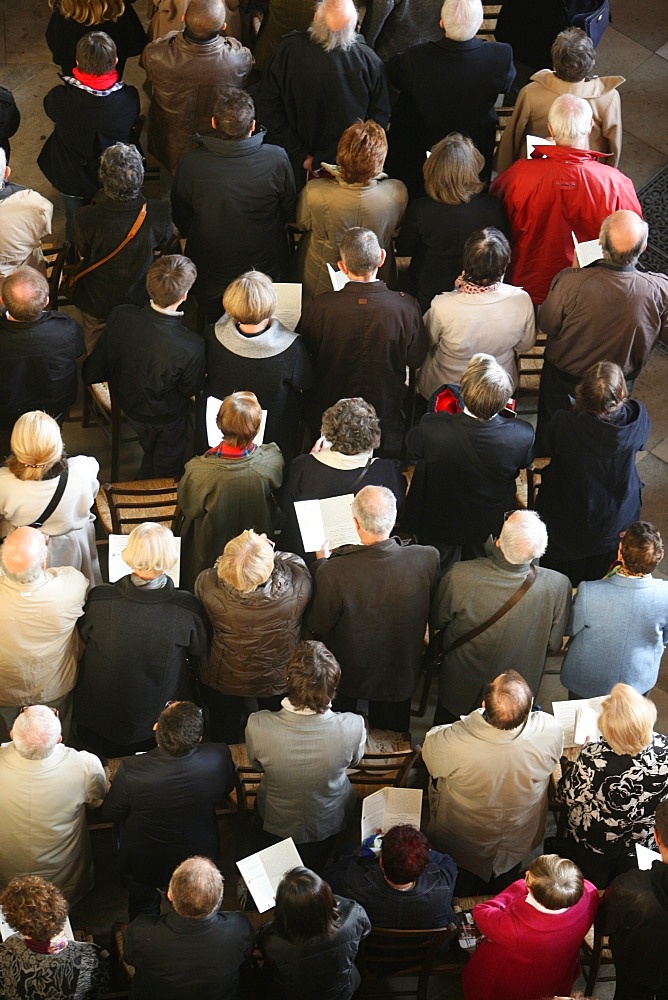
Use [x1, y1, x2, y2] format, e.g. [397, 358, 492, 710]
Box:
[20, 705, 59, 717]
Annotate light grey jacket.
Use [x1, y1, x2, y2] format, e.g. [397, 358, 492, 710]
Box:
[245, 706, 366, 842]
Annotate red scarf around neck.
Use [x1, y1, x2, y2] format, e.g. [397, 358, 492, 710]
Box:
[71, 66, 119, 90]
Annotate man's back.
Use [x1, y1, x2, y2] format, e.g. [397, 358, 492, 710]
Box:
[605, 862, 668, 1000]
[257, 30, 390, 175]
[125, 907, 254, 1000]
[300, 281, 427, 442]
[308, 538, 439, 701]
[422, 709, 563, 880]
[539, 262, 668, 377]
[0, 185, 53, 276]
[0, 741, 106, 902]
[171, 131, 296, 300]
[490, 147, 642, 303]
[0, 310, 84, 429]
[144, 30, 253, 173]
[102, 743, 235, 886]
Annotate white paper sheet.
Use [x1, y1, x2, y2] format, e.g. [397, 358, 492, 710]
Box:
[294, 494, 357, 552]
[327, 263, 350, 291]
[273, 282, 303, 331]
[205, 396, 267, 448]
[636, 843, 661, 870]
[526, 134, 556, 158]
[361, 787, 423, 842]
[571, 231, 604, 267]
[552, 696, 607, 747]
[236, 838, 303, 913]
[108, 534, 181, 586]
[0, 906, 73, 941]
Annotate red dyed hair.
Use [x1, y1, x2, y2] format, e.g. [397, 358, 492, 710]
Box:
[381, 825, 430, 883]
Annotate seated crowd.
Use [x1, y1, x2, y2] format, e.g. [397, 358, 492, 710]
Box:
[1, 0, 668, 998]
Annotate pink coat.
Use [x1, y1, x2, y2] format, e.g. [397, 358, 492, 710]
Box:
[462, 878, 599, 1000]
[489, 145, 641, 305]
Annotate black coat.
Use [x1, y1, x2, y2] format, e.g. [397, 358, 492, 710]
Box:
[404, 410, 535, 547]
[605, 861, 668, 999]
[38, 79, 140, 199]
[83, 304, 205, 424]
[74, 575, 208, 748]
[386, 37, 516, 194]
[171, 130, 296, 302]
[45, 2, 147, 77]
[102, 743, 235, 887]
[0, 309, 84, 428]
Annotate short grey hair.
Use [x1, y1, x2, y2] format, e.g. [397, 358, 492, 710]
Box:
[122, 522, 179, 574]
[460, 352, 513, 421]
[339, 227, 382, 276]
[309, 0, 357, 51]
[98, 143, 144, 202]
[351, 485, 396, 537]
[548, 94, 593, 145]
[11, 706, 61, 760]
[441, 0, 483, 41]
[499, 510, 548, 564]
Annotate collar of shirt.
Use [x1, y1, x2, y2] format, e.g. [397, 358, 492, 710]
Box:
[525, 891, 568, 914]
[281, 697, 324, 716]
[150, 300, 184, 316]
[206, 441, 257, 458]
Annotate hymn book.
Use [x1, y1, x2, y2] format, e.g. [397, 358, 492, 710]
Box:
[361, 787, 423, 842]
[236, 838, 303, 913]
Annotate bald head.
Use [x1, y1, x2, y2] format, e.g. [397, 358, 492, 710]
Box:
[600, 210, 648, 267]
[0, 527, 48, 584]
[351, 485, 396, 540]
[1, 266, 49, 322]
[185, 0, 226, 38]
[310, 0, 357, 50]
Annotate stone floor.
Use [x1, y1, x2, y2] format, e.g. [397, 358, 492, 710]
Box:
[2, 1, 668, 996]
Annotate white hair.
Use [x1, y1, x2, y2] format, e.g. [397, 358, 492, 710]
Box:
[12, 706, 61, 760]
[548, 94, 593, 145]
[0, 148, 6, 189]
[352, 485, 396, 537]
[122, 522, 179, 574]
[441, 0, 483, 41]
[309, 0, 357, 51]
[499, 511, 548, 564]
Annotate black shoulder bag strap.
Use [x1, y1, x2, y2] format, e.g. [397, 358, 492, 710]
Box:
[30, 465, 69, 529]
[444, 564, 537, 655]
[349, 457, 374, 492]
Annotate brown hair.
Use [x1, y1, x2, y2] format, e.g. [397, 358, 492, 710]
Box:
[483, 670, 533, 730]
[527, 854, 584, 909]
[459, 352, 513, 420]
[75, 30, 117, 74]
[423, 133, 484, 205]
[462, 227, 511, 286]
[216, 391, 262, 448]
[274, 867, 340, 943]
[551, 27, 595, 82]
[321, 397, 381, 455]
[49, 0, 125, 25]
[156, 701, 204, 756]
[1, 266, 49, 321]
[599, 683, 656, 756]
[336, 120, 387, 184]
[146, 255, 197, 308]
[213, 88, 255, 139]
[574, 361, 627, 417]
[0, 876, 68, 940]
[620, 521, 664, 575]
[168, 857, 224, 918]
[286, 640, 341, 713]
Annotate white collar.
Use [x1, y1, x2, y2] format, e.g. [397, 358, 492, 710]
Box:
[281, 697, 327, 716]
[150, 300, 184, 316]
[525, 891, 568, 914]
[314, 444, 374, 470]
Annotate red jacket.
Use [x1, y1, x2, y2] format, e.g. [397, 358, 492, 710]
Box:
[490, 145, 641, 304]
[462, 878, 599, 1000]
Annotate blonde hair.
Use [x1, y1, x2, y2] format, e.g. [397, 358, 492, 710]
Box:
[50, 0, 125, 25]
[527, 854, 584, 910]
[216, 529, 275, 592]
[7, 411, 63, 481]
[122, 522, 179, 574]
[423, 134, 484, 205]
[222, 271, 278, 325]
[599, 683, 657, 756]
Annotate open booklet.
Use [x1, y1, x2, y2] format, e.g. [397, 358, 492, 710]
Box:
[327, 263, 350, 292]
[236, 837, 303, 913]
[572, 231, 604, 267]
[294, 494, 358, 552]
[205, 396, 267, 449]
[552, 695, 607, 747]
[0, 906, 73, 942]
[273, 282, 302, 332]
[526, 134, 556, 157]
[108, 534, 181, 586]
[361, 787, 423, 843]
[636, 843, 661, 870]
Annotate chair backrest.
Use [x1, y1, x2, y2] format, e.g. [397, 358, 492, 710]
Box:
[478, 2, 502, 39]
[347, 747, 421, 799]
[359, 924, 458, 998]
[42, 243, 71, 310]
[100, 480, 181, 535]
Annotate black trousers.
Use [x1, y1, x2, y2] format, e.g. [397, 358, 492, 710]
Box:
[333, 695, 412, 734]
[201, 685, 284, 745]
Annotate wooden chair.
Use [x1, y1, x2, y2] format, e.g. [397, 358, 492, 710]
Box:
[579, 898, 616, 995]
[478, 2, 502, 39]
[412, 628, 443, 718]
[42, 243, 71, 310]
[358, 923, 460, 1000]
[95, 478, 180, 536]
[347, 746, 421, 799]
[82, 382, 140, 482]
[526, 457, 551, 509]
[515, 330, 548, 415]
[493, 104, 515, 160]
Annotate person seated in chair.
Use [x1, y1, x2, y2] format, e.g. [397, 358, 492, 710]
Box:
[324, 824, 457, 928]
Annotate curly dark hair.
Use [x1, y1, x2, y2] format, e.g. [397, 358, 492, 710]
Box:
[98, 143, 144, 202]
[321, 397, 381, 455]
[1, 876, 68, 940]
